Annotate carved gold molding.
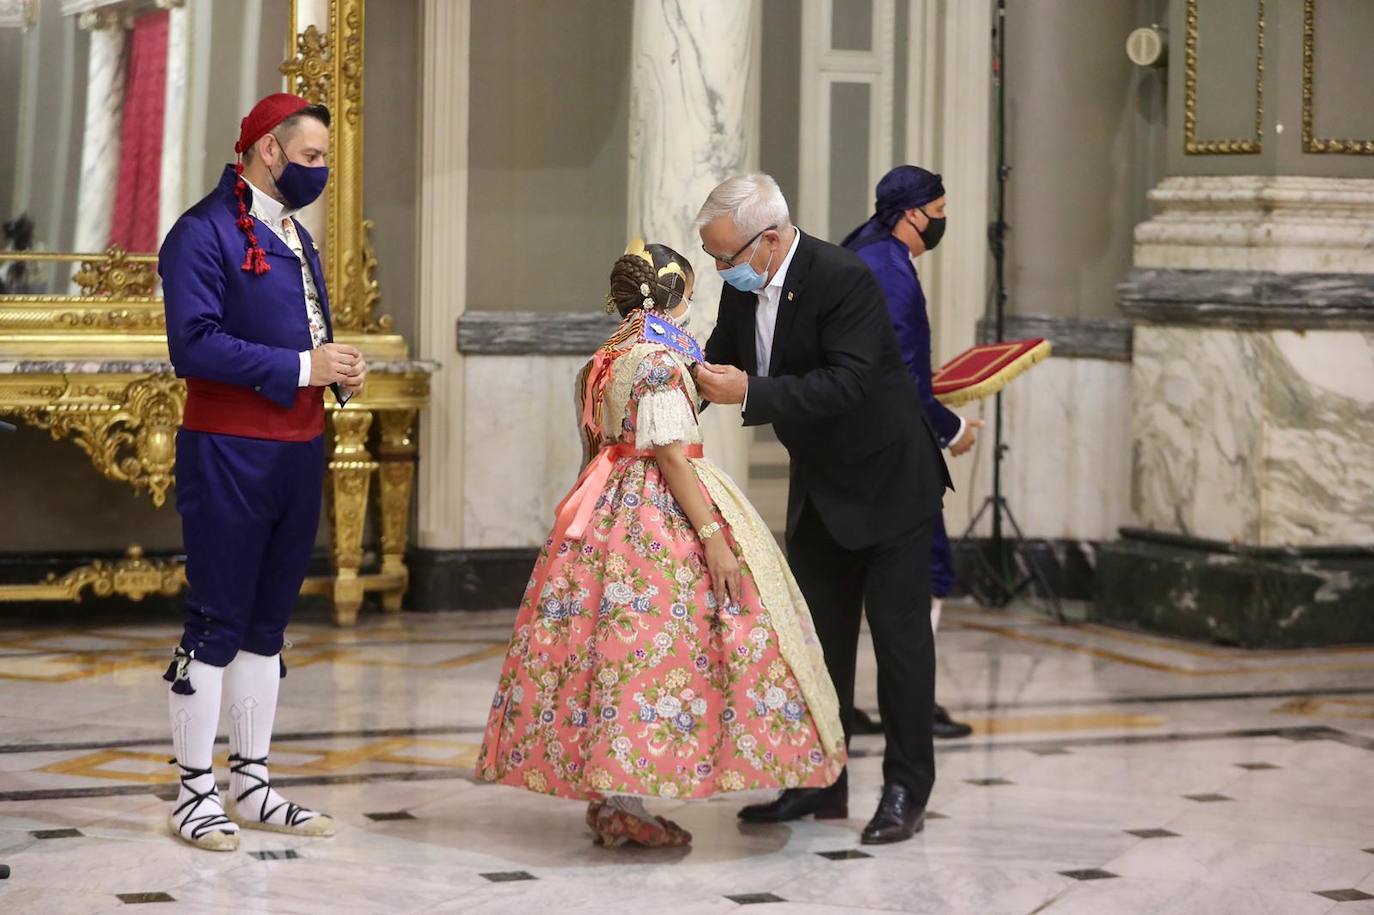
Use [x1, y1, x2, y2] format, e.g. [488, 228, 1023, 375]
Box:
[1183, 0, 1265, 155]
[284, 0, 388, 334]
[22, 547, 185, 603]
[1302, 0, 1374, 155]
[282, 24, 333, 102]
[4, 373, 185, 506]
[72, 246, 159, 296]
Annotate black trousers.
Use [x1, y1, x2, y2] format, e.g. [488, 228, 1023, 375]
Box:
[787, 500, 936, 807]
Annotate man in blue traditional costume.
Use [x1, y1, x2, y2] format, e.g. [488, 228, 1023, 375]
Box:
[842, 165, 978, 741]
[158, 92, 366, 851]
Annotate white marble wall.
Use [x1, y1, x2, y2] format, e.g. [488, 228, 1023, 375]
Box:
[945, 357, 1134, 543]
[627, 0, 758, 487]
[1132, 327, 1374, 547]
[1131, 327, 1266, 543]
[461, 355, 588, 549]
[1265, 331, 1374, 545]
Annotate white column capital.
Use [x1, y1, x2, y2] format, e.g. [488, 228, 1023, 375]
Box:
[0, 0, 36, 29]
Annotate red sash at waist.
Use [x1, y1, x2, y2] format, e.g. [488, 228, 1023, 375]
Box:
[182, 378, 325, 442]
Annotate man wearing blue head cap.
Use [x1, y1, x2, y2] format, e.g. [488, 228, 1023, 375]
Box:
[843, 165, 979, 741]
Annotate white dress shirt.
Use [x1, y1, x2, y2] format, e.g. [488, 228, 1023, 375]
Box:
[754, 226, 802, 378]
[741, 227, 802, 415]
[242, 177, 328, 387]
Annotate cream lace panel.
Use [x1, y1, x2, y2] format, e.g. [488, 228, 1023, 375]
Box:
[692, 460, 847, 760]
[604, 343, 700, 446]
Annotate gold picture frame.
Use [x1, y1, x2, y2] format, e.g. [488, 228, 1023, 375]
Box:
[1182, 0, 1265, 156]
[1302, 0, 1374, 155]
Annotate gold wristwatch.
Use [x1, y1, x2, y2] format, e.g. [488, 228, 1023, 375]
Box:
[697, 521, 724, 542]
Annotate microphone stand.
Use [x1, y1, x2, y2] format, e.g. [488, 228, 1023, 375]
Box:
[957, 0, 1063, 622]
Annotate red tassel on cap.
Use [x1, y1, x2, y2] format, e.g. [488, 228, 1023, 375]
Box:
[232, 93, 311, 277]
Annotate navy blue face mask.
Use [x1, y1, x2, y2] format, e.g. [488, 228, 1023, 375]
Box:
[269, 140, 329, 211]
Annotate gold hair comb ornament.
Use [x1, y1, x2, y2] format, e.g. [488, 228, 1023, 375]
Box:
[624, 237, 654, 268]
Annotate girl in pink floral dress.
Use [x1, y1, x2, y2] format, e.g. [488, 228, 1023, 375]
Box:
[478, 240, 845, 848]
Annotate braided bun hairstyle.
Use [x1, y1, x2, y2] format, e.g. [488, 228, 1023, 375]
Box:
[606, 254, 660, 318]
[606, 243, 695, 318]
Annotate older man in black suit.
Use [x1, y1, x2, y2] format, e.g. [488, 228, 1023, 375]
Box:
[693, 173, 952, 845]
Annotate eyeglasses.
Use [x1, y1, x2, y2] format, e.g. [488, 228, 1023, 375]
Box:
[702, 225, 777, 266]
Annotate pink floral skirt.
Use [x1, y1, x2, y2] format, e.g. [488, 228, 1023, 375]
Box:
[477, 456, 843, 800]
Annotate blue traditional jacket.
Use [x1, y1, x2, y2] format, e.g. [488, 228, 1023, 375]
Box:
[160, 165, 334, 410]
[854, 235, 961, 447]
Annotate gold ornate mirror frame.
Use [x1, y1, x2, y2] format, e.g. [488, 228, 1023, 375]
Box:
[0, 0, 431, 625]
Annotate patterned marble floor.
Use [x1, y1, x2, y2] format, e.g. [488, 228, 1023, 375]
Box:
[1, 603, 1373, 914]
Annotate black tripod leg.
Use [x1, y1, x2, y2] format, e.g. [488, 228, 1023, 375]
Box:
[957, 497, 1012, 608]
[998, 500, 1065, 623]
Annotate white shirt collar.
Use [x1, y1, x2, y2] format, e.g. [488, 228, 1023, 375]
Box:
[760, 226, 802, 297]
[241, 175, 295, 229]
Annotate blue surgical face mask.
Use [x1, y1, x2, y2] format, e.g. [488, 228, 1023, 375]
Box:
[719, 236, 774, 293]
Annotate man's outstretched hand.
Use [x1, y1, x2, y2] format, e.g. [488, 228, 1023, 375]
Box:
[692, 362, 748, 405]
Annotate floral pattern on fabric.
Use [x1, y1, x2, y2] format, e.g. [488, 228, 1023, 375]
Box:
[478, 342, 843, 800]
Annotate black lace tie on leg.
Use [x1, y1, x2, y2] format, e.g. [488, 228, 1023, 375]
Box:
[229, 753, 314, 826]
[168, 761, 233, 840]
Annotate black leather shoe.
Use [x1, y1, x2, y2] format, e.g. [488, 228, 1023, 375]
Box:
[861, 783, 925, 845]
[738, 785, 848, 823]
[932, 704, 973, 739]
[852, 708, 884, 735]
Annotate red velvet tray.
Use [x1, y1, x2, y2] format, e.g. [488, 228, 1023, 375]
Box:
[932, 338, 1051, 406]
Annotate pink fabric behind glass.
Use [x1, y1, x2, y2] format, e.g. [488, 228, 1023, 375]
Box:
[108, 10, 169, 253]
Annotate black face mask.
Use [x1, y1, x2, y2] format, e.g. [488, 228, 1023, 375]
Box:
[910, 207, 946, 251]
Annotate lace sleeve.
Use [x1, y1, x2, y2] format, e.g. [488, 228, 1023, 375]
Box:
[630, 350, 701, 449]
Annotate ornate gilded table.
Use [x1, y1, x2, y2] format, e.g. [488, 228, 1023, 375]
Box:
[0, 341, 435, 626]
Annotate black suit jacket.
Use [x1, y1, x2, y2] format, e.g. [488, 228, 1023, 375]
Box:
[706, 229, 952, 551]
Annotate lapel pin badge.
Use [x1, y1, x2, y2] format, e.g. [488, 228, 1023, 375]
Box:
[787, 291, 794, 301]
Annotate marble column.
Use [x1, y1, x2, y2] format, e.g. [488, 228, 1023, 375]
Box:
[1123, 177, 1374, 549]
[72, 16, 127, 255]
[156, 0, 189, 243]
[626, 0, 760, 487]
[415, 0, 469, 552]
[1099, 1, 1374, 647]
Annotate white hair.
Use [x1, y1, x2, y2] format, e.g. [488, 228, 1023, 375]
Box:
[694, 173, 793, 236]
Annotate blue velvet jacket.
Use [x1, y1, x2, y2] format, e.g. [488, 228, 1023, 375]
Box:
[854, 236, 961, 448]
[160, 165, 334, 410]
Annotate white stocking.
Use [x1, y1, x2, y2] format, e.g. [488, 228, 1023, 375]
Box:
[168, 658, 238, 847]
[224, 650, 331, 833]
